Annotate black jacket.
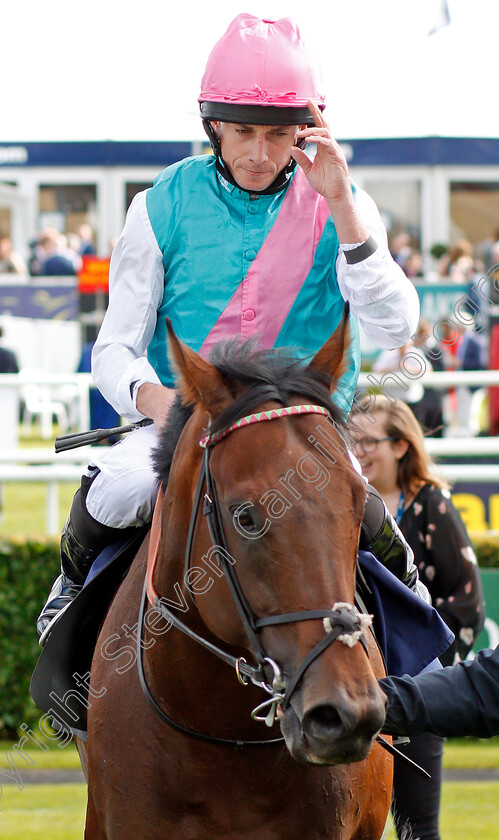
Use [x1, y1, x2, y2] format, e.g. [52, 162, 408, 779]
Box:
[0, 346, 19, 373]
[380, 645, 499, 738]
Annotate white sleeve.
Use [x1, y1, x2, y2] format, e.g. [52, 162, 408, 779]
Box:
[336, 187, 420, 349]
[92, 191, 165, 421]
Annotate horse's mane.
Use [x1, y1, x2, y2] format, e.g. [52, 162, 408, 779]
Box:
[153, 339, 345, 489]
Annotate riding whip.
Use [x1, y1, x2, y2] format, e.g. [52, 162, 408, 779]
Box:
[54, 418, 154, 452]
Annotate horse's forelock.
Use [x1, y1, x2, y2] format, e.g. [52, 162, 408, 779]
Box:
[207, 341, 344, 437]
[153, 341, 346, 488]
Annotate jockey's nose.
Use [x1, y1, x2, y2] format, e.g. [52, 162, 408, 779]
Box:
[249, 137, 269, 165]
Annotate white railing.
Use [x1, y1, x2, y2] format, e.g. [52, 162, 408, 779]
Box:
[357, 369, 499, 388]
[1, 369, 499, 535]
[0, 372, 93, 433]
[0, 464, 83, 535]
[425, 437, 499, 456]
[0, 447, 94, 464]
[0, 367, 497, 435]
[1, 438, 498, 535]
[0, 446, 95, 534]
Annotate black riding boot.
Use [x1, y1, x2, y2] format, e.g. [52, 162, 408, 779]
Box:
[359, 485, 429, 601]
[36, 516, 100, 644]
[36, 482, 136, 645]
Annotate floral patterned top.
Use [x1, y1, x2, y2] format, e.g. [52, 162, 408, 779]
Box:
[400, 484, 486, 666]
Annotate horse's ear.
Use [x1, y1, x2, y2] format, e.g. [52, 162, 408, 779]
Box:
[165, 318, 232, 413]
[308, 303, 350, 387]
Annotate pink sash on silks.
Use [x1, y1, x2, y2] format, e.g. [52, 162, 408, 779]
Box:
[200, 169, 331, 358]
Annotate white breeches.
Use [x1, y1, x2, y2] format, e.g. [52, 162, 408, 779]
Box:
[84, 424, 160, 528]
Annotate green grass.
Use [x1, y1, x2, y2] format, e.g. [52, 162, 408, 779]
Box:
[1, 432, 498, 838]
[0, 782, 497, 840]
[0, 741, 80, 771]
[444, 735, 499, 768]
[0, 428, 79, 538]
[0, 482, 79, 538]
[0, 784, 86, 839]
[383, 783, 499, 840]
[1, 736, 498, 772]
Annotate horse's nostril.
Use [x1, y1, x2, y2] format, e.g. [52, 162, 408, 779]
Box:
[303, 704, 342, 740]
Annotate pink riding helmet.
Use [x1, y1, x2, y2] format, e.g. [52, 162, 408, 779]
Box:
[199, 14, 325, 126]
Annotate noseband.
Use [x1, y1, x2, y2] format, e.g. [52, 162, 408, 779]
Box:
[137, 403, 372, 745]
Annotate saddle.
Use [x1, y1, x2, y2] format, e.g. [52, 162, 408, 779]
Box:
[29, 542, 453, 740]
[29, 528, 148, 740]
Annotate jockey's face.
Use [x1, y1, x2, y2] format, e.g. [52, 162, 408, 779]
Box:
[211, 121, 302, 192]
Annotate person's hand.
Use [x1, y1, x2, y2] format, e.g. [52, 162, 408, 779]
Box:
[136, 383, 176, 432]
[291, 100, 369, 244]
[291, 100, 352, 204]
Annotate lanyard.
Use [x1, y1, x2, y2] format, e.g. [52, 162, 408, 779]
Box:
[396, 491, 405, 525]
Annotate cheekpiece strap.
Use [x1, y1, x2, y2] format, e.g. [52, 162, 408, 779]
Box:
[199, 404, 331, 449]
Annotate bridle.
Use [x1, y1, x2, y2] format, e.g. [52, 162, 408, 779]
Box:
[136, 402, 374, 747]
[136, 399, 431, 775]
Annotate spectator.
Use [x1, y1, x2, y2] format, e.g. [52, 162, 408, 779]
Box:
[77, 341, 120, 441]
[371, 339, 431, 408]
[445, 238, 477, 283]
[0, 325, 20, 517]
[390, 232, 412, 271]
[455, 322, 488, 430]
[36, 229, 78, 276]
[403, 249, 423, 279]
[0, 236, 27, 274]
[412, 320, 445, 436]
[432, 318, 462, 428]
[457, 323, 487, 374]
[381, 645, 499, 739]
[350, 395, 485, 840]
[77, 223, 96, 256]
[485, 232, 499, 272]
[0, 326, 19, 373]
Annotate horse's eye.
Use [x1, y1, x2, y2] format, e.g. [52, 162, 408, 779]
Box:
[230, 503, 259, 533]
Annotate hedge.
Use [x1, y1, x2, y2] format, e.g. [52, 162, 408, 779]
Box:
[1, 535, 499, 738]
[0, 538, 60, 738]
[472, 536, 499, 568]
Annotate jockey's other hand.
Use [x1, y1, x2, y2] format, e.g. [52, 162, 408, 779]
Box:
[136, 383, 176, 432]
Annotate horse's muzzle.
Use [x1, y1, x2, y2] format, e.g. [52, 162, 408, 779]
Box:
[280, 693, 386, 765]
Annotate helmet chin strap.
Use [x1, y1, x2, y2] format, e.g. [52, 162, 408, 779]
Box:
[202, 119, 301, 197]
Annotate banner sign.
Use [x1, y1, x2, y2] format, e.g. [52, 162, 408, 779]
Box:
[0, 284, 78, 320]
[452, 483, 499, 534]
[414, 281, 469, 323]
[78, 256, 110, 293]
[475, 570, 499, 651]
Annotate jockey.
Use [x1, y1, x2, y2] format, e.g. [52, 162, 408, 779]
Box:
[37, 14, 422, 643]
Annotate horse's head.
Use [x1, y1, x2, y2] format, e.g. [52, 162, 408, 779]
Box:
[156, 310, 387, 765]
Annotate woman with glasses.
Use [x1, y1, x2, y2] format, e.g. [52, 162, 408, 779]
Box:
[350, 394, 485, 840]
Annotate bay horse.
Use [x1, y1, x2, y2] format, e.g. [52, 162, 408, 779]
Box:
[76, 311, 393, 839]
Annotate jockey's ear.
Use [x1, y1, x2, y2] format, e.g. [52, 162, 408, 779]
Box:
[165, 318, 232, 415]
[308, 303, 350, 388]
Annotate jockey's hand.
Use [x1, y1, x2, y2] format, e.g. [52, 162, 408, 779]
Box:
[291, 100, 369, 244]
[136, 383, 176, 432]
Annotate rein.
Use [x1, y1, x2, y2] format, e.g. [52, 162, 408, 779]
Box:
[134, 395, 430, 772]
[137, 400, 432, 773]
